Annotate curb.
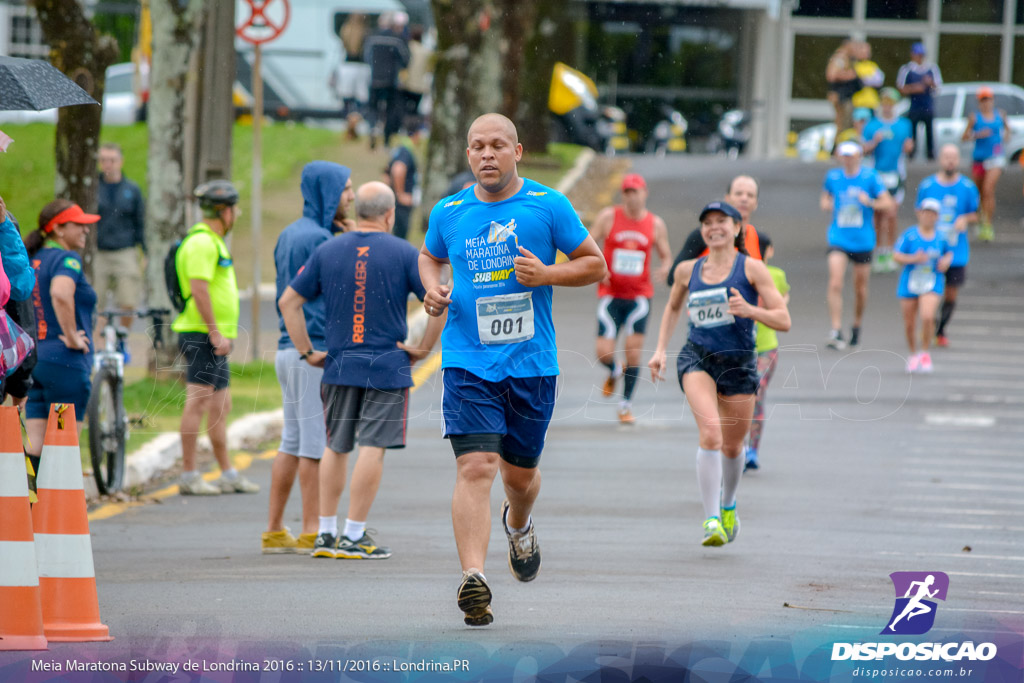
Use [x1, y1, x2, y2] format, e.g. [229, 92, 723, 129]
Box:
[556, 148, 597, 196]
[124, 409, 284, 489]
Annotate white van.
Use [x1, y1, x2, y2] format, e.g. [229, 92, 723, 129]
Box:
[234, 0, 406, 118]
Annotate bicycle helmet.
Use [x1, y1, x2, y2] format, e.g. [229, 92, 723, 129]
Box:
[193, 179, 239, 210]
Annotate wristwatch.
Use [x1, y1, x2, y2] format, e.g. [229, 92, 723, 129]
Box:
[299, 349, 314, 360]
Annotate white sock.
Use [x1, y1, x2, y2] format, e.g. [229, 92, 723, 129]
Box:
[721, 453, 743, 508]
[181, 470, 199, 480]
[696, 448, 723, 520]
[222, 468, 238, 480]
[343, 519, 366, 541]
[318, 516, 338, 536]
[510, 516, 531, 534]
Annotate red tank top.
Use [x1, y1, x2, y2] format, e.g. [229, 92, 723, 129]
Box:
[598, 207, 655, 299]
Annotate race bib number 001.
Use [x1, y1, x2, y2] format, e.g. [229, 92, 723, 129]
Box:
[476, 292, 535, 345]
[687, 286, 735, 328]
[611, 248, 646, 276]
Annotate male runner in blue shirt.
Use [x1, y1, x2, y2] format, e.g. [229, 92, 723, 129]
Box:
[419, 113, 606, 626]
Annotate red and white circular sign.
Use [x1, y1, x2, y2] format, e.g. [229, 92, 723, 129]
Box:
[236, 0, 290, 46]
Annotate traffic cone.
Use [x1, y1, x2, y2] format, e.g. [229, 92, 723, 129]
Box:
[32, 404, 112, 642]
[0, 406, 47, 650]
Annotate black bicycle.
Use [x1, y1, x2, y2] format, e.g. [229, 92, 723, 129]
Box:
[87, 308, 170, 495]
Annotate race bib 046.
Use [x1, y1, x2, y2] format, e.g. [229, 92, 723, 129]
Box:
[476, 292, 535, 345]
[687, 287, 735, 328]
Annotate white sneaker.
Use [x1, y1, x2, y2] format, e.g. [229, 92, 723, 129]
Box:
[179, 474, 221, 496]
[215, 473, 260, 493]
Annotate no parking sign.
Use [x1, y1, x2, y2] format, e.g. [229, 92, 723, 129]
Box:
[236, 0, 290, 45]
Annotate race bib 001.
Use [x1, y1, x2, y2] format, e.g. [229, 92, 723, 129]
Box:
[611, 248, 646, 276]
[687, 286, 735, 328]
[837, 202, 863, 229]
[908, 266, 936, 295]
[476, 292, 535, 345]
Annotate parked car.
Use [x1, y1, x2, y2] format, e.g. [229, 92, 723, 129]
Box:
[0, 62, 139, 126]
[795, 82, 1024, 162]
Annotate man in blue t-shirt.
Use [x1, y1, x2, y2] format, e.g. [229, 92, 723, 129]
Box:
[820, 141, 892, 350]
[916, 144, 980, 348]
[863, 87, 914, 273]
[386, 116, 424, 240]
[279, 181, 443, 561]
[420, 113, 606, 626]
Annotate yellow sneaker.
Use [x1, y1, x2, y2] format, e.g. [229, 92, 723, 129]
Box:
[617, 407, 636, 425]
[261, 528, 300, 554]
[720, 506, 740, 543]
[296, 533, 317, 555]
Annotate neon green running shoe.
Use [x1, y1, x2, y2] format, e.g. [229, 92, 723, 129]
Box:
[978, 222, 994, 242]
[702, 517, 728, 547]
[720, 506, 740, 543]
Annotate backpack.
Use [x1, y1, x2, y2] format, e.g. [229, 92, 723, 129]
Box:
[164, 226, 209, 313]
[163, 239, 189, 313]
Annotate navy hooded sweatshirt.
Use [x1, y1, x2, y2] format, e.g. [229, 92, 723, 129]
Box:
[274, 161, 351, 350]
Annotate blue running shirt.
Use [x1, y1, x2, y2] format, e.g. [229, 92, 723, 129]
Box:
[424, 179, 589, 381]
[916, 175, 979, 267]
[971, 110, 1005, 161]
[863, 116, 912, 174]
[823, 167, 886, 253]
[895, 226, 950, 299]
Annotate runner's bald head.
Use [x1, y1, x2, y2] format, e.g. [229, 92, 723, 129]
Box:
[467, 114, 519, 146]
[355, 181, 396, 220]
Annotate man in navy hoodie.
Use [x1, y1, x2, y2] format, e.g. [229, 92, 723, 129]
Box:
[262, 161, 354, 554]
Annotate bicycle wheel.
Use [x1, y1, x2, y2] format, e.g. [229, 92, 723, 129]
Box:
[88, 365, 125, 495]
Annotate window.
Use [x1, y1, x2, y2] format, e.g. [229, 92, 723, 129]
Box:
[933, 92, 957, 119]
[793, 0, 853, 17]
[1015, 37, 1024, 86]
[940, 0, 1004, 24]
[937, 34, 1001, 83]
[993, 93, 1024, 116]
[7, 6, 48, 60]
[863, 36, 919, 89]
[105, 72, 133, 95]
[791, 35, 843, 99]
[866, 0, 928, 21]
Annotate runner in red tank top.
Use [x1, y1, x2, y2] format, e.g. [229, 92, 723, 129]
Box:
[590, 173, 671, 424]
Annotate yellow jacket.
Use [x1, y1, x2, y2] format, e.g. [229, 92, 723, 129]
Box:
[852, 60, 884, 109]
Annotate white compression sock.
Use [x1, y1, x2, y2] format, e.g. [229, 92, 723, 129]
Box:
[318, 516, 338, 536]
[343, 519, 366, 541]
[721, 453, 744, 509]
[696, 448, 723, 520]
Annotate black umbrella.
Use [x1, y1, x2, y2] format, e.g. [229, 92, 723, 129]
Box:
[0, 55, 98, 111]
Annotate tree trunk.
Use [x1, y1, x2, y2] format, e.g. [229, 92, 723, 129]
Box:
[145, 0, 205, 376]
[423, 0, 503, 212]
[519, 2, 571, 153]
[32, 0, 119, 276]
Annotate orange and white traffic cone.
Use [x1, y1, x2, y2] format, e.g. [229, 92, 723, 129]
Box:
[0, 406, 47, 651]
[32, 404, 112, 642]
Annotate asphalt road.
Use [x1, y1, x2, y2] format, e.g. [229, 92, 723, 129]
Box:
[8, 156, 1023, 678]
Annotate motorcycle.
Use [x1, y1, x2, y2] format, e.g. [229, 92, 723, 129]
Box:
[549, 62, 630, 155]
[708, 109, 752, 159]
[646, 104, 688, 156]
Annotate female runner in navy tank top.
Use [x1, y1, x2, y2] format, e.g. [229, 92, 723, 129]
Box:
[648, 201, 790, 548]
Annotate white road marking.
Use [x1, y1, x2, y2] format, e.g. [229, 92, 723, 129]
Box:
[923, 414, 996, 427]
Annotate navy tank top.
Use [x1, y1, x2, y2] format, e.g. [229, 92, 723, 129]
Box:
[686, 253, 758, 354]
